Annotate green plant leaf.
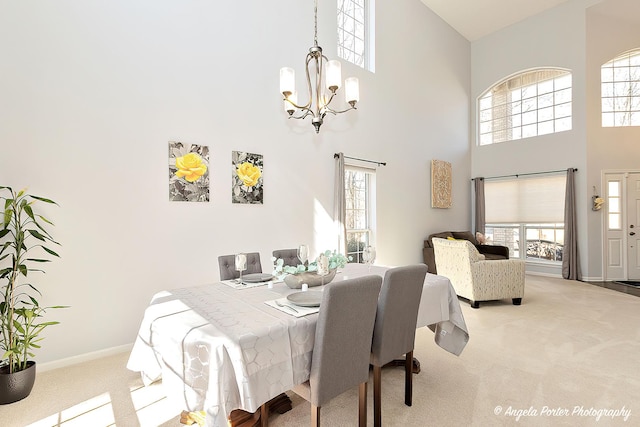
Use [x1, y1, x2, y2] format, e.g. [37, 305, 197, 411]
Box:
[30, 195, 57, 205]
[36, 214, 54, 226]
[27, 229, 46, 241]
[24, 204, 34, 220]
[42, 246, 60, 257]
[2, 209, 11, 227]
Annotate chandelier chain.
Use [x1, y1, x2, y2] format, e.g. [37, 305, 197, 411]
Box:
[313, 0, 318, 46]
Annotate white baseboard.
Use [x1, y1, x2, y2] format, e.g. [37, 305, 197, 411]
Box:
[580, 276, 604, 282]
[525, 270, 563, 279]
[37, 343, 133, 373]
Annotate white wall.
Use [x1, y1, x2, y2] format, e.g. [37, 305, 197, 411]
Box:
[0, 0, 470, 364]
[469, 0, 640, 279]
[585, 0, 640, 279]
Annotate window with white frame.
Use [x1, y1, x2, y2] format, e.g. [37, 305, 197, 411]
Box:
[478, 68, 572, 145]
[483, 174, 566, 263]
[337, 0, 374, 71]
[601, 48, 640, 127]
[607, 180, 622, 230]
[344, 165, 376, 263]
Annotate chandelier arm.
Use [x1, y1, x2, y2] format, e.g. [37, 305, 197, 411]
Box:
[288, 110, 315, 120]
[283, 96, 313, 112]
[323, 105, 357, 115]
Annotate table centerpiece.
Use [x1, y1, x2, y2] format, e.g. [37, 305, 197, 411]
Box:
[274, 250, 349, 289]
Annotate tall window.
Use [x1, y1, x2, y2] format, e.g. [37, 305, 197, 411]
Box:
[478, 68, 572, 145]
[483, 174, 566, 263]
[344, 165, 376, 263]
[602, 48, 640, 127]
[607, 180, 622, 230]
[338, 0, 374, 71]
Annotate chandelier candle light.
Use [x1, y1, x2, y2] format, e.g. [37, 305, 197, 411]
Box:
[280, 0, 359, 133]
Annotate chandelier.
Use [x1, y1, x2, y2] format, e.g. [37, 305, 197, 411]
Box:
[279, 0, 360, 134]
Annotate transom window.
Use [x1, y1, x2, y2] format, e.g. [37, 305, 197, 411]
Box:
[601, 48, 640, 127]
[338, 0, 374, 71]
[478, 68, 572, 145]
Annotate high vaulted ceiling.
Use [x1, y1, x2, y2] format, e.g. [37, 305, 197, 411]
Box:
[420, 0, 574, 41]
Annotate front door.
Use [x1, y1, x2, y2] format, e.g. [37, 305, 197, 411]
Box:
[627, 173, 640, 280]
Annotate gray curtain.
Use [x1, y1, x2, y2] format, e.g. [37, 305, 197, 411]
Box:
[474, 177, 485, 235]
[334, 153, 347, 254]
[562, 168, 581, 280]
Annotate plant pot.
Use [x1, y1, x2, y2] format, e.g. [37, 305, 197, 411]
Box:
[283, 269, 337, 289]
[0, 361, 36, 404]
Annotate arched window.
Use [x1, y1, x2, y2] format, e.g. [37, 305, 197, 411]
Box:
[601, 48, 640, 127]
[478, 68, 572, 145]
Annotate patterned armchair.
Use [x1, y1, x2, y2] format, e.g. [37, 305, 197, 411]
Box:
[432, 237, 525, 309]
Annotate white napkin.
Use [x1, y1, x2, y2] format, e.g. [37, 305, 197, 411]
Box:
[265, 298, 320, 317]
[220, 279, 272, 290]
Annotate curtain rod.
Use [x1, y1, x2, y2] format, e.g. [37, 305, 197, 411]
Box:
[334, 153, 387, 166]
[471, 168, 577, 181]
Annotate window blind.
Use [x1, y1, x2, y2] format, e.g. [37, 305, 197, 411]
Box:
[485, 174, 566, 223]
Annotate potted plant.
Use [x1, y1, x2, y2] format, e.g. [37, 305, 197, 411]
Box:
[0, 186, 63, 404]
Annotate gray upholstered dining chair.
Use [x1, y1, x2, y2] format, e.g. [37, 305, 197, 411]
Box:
[272, 248, 300, 267]
[370, 264, 428, 427]
[290, 275, 382, 427]
[217, 252, 262, 280]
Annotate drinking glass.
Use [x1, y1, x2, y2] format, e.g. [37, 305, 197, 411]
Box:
[298, 244, 309, 266]
[235, 253, 247, 283]
[363, 246, 376, 271]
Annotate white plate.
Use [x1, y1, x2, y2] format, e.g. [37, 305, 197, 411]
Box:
[287, 291, 323, 307]
[242, 273, 274, 283]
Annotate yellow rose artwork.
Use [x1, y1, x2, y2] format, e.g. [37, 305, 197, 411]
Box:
[175, 153, 208, 182]
[232, 151, 263, 204]
[236, 162, 261, 187]
[169, 142, 210, 202]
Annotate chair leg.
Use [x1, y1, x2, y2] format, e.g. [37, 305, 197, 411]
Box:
[260, 403, 269, 427]
[311, 404, 320, 427]
[470, 300, 480, 309]
[373, 365, 382, 427]
[405, 351, 413, 406]
[512, 298, 522, 305]
[359, 382, 367, 427]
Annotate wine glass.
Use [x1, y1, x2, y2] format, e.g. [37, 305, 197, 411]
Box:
[363, 246, 376, 272]
[235, 253, 247, 283]
[298, 244, 309, 266]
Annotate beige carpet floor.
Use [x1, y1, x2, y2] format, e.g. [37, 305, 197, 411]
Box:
[1, 275, 638, 426]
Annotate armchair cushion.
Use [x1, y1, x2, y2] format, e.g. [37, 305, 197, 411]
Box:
[423, 230, 509, 274]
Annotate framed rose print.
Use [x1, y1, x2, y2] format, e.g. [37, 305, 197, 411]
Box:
[169, 141, 210, 202]
[232, 151, 263, 204]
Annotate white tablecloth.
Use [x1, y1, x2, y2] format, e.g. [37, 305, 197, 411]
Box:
[127, 264, 468, 427]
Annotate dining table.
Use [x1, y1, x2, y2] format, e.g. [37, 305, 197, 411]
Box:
[127, 263, 469, 427]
